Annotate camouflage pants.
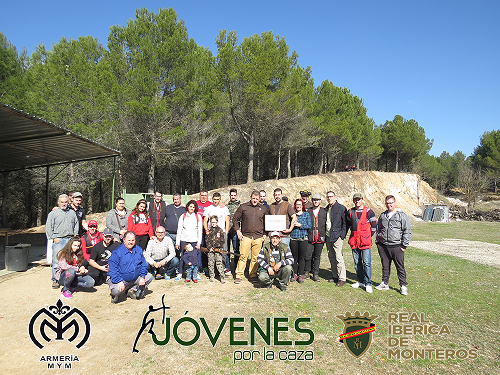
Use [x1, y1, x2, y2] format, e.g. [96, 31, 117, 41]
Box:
[208, 252, 224, 279]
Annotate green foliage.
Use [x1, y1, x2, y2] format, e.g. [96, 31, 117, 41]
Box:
[380, 115, 432, 172]
[473, 130, 500, 190]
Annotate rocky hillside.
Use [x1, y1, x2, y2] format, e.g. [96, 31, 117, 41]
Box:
[189, 171, 440, 216]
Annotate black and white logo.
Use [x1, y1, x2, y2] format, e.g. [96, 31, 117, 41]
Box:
[28, 299, 91, 349]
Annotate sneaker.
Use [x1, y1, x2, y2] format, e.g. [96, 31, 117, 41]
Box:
[266, 284, 272, 289]
[224, 269, 231, 276]
[184, 279, 191, 283]
[155, 273, 163, 280]
[351, 282, 365, 289]
[220, 277, 225, 284]
[312, 275, 320, 282]
[52, 281, 60, 289]
[174, 274, 182, 281]
[111, 294, 119, 304]
[234, 278, 241, 284]
[303, 271, 310, 279]
[297, 275, 304, 284]
[365, 285, 373, 294]
[328, 278, 338, 283]
[375, 282, 389, 290]
[400, 285, 408, 295]
[209, 277, 215, 282]
[164, 275, 171, 281]
[193, 279, 198, 283]
[196, 275, 202, 282]
[290, 274, 297, 282]
[336, 280, 346, 287]
[61, 290, 73, 299]
[278, 284, 287, 292]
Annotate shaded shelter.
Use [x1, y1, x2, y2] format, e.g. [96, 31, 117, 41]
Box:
[0, 102, 120, 227]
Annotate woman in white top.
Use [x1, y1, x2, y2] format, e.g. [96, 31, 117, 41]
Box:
[176, 200, 203, 276]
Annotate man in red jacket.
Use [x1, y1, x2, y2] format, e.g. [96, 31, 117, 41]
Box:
[347, 193, 377, 293]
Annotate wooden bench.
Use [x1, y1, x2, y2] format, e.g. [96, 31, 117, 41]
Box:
[0, 228, 10, 246]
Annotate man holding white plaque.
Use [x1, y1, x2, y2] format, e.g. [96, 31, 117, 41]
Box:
[267, 188, 296, 246]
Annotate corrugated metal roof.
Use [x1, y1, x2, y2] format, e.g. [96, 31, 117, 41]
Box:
[0, 102, 120, 172]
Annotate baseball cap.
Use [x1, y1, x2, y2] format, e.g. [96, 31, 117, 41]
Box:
[353, 193, 363, 200]
[269, 231, 281, 238]
[311, 193, 321, 200]
[103, 228, 113, 236]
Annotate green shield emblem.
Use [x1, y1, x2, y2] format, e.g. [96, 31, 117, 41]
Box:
[337, 311, 378, 358]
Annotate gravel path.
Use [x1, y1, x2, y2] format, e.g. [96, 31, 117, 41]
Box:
[410, 239, 500, 268]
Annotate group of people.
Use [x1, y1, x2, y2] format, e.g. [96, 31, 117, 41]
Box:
[45, 187, 412, 302]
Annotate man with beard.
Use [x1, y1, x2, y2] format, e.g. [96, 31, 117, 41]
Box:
[87, 228, 119, 285]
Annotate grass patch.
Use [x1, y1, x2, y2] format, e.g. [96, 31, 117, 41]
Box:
[411, 220, 500, 244]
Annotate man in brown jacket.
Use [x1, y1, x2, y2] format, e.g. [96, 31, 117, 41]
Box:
[232, 190, 267, 284]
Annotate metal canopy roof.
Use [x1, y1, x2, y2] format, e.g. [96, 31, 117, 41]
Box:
[0, 102, 120, 172]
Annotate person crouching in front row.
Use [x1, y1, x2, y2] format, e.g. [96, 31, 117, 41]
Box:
[257, 232, 294, 291]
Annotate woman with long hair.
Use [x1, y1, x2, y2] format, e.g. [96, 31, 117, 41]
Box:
[290, 199, 312, 284]
[127, 199, 155, 251]
[55, 237, 95, 299]
[176, 200, 203, 280]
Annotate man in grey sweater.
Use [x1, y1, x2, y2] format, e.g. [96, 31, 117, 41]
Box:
[45, 194, 79, 288]
[375, 195, 412, 295]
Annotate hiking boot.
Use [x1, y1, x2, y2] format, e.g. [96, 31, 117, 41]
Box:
[61, 290, 73, 299]
[375, 282, 389, 290]
[136, 289, 145, 299]
[303, 271, 310, 279]
[234, 278, 241, 284]
[351, 282, 365, 289]
[328, 278, 338, 283]
[297, 275, 304, 284]
[400, 285, 408, 295]
[336, 280, 346, 287]
[278, 284, 287, 292]
[312, 274, 320, 282]
[127, 289, 137, 300]
[52, 281, 60, 289]
[111, 294, 119, 304]
[365, 285, 373, 294]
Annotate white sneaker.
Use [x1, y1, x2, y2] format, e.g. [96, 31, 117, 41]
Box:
[400, 285, 408, 295]
[375, 282, 389, 290]
[365, 285, 373, 293]
[351, 282, 365, 289]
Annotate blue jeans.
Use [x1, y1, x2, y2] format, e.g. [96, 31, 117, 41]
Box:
[185, 265, 198, 281]
[51, 237, 70, 283]
[179, 241, 198, 274]
[280, 237, 291, 247]
[227, 230, 240, 271]
[148, 257, 179, 277]
[352, 248, 372, 285]
[58, 268, 95, 292]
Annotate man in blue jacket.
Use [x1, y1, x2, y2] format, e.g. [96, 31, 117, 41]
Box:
[107, 231, 153, 303]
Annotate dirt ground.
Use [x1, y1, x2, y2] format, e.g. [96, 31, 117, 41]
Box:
[0, 232, 496, 374]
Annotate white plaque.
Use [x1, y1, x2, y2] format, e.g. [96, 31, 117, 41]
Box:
[265, 215, 286, 231]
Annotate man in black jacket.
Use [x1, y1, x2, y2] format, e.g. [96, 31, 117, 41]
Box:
[325, 191, 348, 286]
[148, 190, 167, 230]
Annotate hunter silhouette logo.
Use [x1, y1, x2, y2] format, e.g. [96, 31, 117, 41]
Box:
[337, 311, 378, 358]
[28, 299, 91, 349]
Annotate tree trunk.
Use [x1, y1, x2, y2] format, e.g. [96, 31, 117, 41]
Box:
[317, 153, 324, 175]
[395, 150, 399, 172]
[199, 152, 204, 191]
[228, 148, 233, 186]
[294, 149, 299, 177]
[287, 149, 292, 179]
[147, 158, 155, 194]
[275, 145, 282, 180]
[247, 132, 255, 184]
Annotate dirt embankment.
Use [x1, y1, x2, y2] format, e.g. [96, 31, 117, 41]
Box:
[191, 171, 439, 217]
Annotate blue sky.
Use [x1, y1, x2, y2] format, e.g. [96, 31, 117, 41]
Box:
[2, 0, 498, 157]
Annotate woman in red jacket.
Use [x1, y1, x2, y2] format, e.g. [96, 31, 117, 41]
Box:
[127, 199, 155, 250]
